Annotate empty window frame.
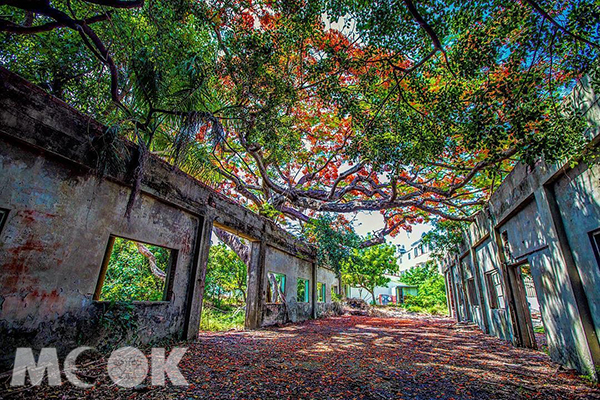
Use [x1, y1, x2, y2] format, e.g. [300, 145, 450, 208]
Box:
[331, 285, 338, 297]
[94, 236, 177, 302]
[317, 282, 326, 303]
[267, 272, 286, 303]
[485, 270, 504, 309]
[344, 284, 351, 298]
[297, 278, 309, 303]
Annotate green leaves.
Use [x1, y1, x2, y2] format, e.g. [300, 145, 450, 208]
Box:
[205, 243, 248, 306]
[302, 214, 361, 273]
[341, 243, 399, 304]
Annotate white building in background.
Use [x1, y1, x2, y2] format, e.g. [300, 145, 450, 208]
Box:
[345, 237, 434, 305]
[398, 237, 433, 272]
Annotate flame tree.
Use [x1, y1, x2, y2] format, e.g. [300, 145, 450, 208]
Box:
[1, 0, 598, 245]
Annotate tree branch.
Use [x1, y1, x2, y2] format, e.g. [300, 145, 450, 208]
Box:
[524, 0, 600, 49]
[0, 13, 110, 34]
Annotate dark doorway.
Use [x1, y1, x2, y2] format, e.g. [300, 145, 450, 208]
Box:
[506, 262, 538, 349]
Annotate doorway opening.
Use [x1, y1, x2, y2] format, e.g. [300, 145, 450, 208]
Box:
[520, 264, 547, 349]
[200, 227, 249, 331]
[506, 262, 546, 350]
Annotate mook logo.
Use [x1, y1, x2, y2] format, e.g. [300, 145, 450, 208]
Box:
[10, 347, 188, 388]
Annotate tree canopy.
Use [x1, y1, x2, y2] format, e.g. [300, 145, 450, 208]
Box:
[1, 0, 598, 243]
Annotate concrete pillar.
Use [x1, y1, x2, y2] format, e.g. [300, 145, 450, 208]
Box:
[183, 213, 214, 340]
[245, 240, 266, 329]
[448, 266, 461, 321]
[451, 257, 468, 322]
[534, 186, 600, 378]
[444, 271, 456, 319]
[457, 257, 472, 321]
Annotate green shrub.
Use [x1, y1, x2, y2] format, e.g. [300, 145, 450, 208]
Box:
[399, 265, 448, 316]
[100, 237, 170, 302]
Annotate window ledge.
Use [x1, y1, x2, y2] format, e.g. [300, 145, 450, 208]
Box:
[93, 300, 171, 306]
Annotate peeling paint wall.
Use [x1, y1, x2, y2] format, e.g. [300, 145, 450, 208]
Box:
[0, 126, 202, 365]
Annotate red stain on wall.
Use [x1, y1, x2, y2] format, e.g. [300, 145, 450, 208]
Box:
[1, 209, 60, 292]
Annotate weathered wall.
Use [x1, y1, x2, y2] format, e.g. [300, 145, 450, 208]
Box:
[553, 162, 600, 341]
[261, 246, 340, 326]
[444, 162, 600, 377]
[262, 245, 314, 326]
[0, 135, 200, 353]
[0, 67, 331, 366]
[441, 82, 600, 379]
[316, 266, 339, 316]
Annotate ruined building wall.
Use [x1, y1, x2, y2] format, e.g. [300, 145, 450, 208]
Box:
[441, 82, 600, 378]
[0, 67, 338, 366]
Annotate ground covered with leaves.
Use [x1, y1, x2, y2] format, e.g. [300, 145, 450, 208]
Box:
[2, 314, 598, 399]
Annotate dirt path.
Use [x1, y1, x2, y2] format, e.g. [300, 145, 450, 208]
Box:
[2, 315, 599, 399]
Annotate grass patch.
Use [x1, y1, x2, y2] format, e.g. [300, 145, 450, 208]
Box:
[402, 303, 449, 316]
[200, 303, 245, 331]
[534, 325, 545, 334]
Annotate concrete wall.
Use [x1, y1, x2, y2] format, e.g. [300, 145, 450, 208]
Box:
[0, 134, 201, 353]
[442, 82, 600, 379]
[553, 161, 600, 342]
[0, 67, 337, 366]
[316, 265, 339, 314]
[442, 159, 600, 379]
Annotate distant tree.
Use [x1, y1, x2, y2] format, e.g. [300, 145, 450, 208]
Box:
[400, 262, 448, 314]
[422, 220, 467, 260]
[205, 243, 247, 306]
[401, 261, 439, 286]
[302, 214, 361, 275]
[342, 244, 399, 304]
[417, 275, 447, 307]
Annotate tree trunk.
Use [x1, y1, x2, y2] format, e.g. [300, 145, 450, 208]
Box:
[135, 242, 166, 280]
[369, 289, 376, 305]
[212, 227, 250, 265]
